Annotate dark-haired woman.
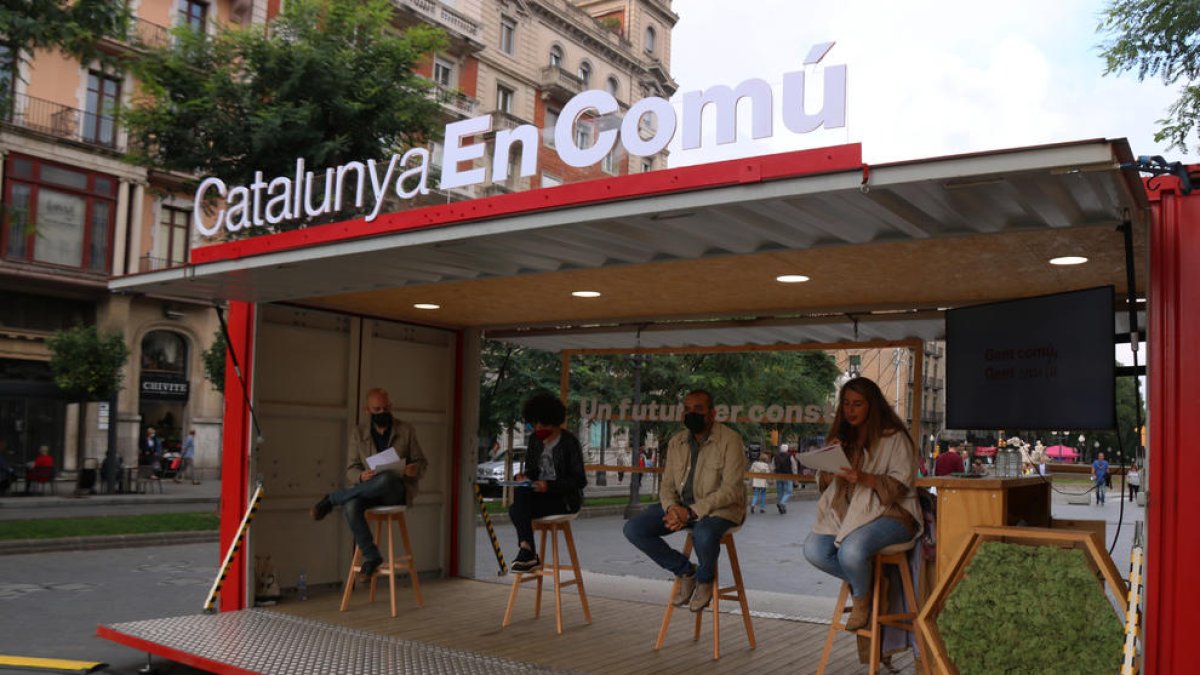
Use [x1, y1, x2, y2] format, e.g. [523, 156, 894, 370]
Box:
[802, 377, 922, 631]
[509, 391, 588, 573]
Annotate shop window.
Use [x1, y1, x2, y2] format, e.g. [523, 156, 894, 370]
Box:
[500, 16, 516, 55]
[1, 154, 116, 273]
[83, 71, 120, 147]
[152, 206, 190, 270]
[179, 0, 208, 33]
[141, 331, 188, 375]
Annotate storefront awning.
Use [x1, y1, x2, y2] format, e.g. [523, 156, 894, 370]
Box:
[110, 139, 1148, 349]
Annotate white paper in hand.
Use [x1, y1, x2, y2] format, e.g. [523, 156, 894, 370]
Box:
[797, 443, 851, 474]
[365, 447, 405, 473]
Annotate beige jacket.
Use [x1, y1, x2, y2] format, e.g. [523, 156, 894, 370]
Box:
[660, 422, 747, 524]
[813, 431, 922, 545]
[345, 420, 428, 506]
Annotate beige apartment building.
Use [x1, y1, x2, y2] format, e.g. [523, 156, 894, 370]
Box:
[0, 0, 676, 481]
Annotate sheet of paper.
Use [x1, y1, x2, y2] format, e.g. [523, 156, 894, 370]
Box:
[797, 443, 851, 473]
[365, 447, 405, 472]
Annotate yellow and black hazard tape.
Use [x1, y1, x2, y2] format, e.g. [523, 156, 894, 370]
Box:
[474, 483, 507, 575]
[0, 654, 106, 673]
[204, 484, 265, 611]
[1121, 545, 1144, 675]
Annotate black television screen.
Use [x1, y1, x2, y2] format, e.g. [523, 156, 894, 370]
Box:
[945, 286, 1116, 430]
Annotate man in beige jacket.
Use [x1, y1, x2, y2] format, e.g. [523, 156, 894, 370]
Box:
[311, 388, 427, 577]
[623, 390, 746, 612]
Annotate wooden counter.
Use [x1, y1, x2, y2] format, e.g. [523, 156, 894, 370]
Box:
[916, 476, 1052, 582]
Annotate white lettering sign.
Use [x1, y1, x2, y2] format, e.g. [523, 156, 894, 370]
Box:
[194, 45, 847, 237]
[579, 398, 836, 425]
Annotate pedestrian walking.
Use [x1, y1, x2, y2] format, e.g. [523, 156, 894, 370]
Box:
[749, 453, 770, 514]
[773, 445, 794, 513]
[177, 430, 199, 484]
[1091, 452, 1110, 505]
[1127, 463, 1141, 502]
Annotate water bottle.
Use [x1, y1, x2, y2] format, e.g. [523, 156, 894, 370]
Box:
[297, 569, 308, 601]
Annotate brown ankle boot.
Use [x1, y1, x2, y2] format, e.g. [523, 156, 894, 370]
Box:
[845, 594, 872, 631]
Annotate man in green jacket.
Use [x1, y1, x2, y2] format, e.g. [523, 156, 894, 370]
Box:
[623, 389, 747, 612]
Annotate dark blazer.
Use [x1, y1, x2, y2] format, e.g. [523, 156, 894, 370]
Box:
[525, 430, 588, 512]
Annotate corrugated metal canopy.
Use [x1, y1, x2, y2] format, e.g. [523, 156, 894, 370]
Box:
[111, 139, 1148, 350]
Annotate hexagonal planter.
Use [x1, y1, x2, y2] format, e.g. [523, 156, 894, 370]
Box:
[916, 526, 1128, 674]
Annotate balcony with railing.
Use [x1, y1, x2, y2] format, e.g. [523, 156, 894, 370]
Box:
[97, 17, 171, 54]
[2, 93, 123, 151]
[393, 0, 482, 48]
[427, 83, 479, 119]
[539, 66, 584, 102]
[489, 110, 531, 134]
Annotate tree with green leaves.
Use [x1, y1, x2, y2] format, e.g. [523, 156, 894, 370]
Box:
[477, 341, 843, 460]
[45, 324, 130, 476]
[0, 0, 130, 99]
[124, 0, 447, 231]
[1100, 0, 1200, 152]
[201, 331, 227, 394]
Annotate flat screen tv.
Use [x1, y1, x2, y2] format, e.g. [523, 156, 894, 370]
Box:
[945, 286, 1116, 430]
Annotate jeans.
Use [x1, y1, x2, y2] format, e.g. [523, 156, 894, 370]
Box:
[803, 517, 913, 597]
[776, 480, 793, 506]
[1095, 477, 1107, 504]
[509, 487, 572, 551]
[329, 472, 407, 562]
[623, 503, 737, 584]
[751, 487, 767, 511]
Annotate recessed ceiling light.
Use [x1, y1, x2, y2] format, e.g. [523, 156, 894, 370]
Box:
[413, 303, 441, 310]
[1049, 256, 1088, 266]
[571, 291, 602, 298]
[775, 274, 811, 283]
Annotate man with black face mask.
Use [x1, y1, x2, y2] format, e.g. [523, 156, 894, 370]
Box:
[311, 387, 427, 578]
[623, 389, 746, 613]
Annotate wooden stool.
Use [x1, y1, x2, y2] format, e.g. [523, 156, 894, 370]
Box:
[339, 505, 422, 617]
[502, 513, 591, 634]
[655, 527, 755, 660]
[816, 540, 930, 675]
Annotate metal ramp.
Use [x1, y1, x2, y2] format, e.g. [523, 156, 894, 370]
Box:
[99, 609, 572, 675]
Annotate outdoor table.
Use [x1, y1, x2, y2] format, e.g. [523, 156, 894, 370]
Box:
[916, 475, 1051, 582]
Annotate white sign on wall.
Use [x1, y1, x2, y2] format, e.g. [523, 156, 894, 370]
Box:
[193, 43, 847, 237]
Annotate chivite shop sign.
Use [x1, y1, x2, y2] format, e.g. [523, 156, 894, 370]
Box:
[192, 43, 846, 237]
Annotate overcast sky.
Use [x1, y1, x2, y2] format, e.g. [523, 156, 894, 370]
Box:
[665, 0, 1181, 166]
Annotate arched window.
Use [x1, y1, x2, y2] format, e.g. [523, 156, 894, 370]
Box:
[141, 331, 189, 375]
[577, 61, 592, 88]
[606, 76, 619, 97]
[645, 26, 656, 54]
[549, 45, 563, 68]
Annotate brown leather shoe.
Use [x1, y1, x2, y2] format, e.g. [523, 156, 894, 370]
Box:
[673, 571, 697, 606]
[845, 594, 872, 631]
[689, 582, 713, 612]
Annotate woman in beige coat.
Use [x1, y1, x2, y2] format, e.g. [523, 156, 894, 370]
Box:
[803, 377, 922, 631]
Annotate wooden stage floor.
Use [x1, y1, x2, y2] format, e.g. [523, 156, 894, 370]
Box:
[269, 577, 920, 674]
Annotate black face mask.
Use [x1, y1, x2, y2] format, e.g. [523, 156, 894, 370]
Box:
[683, 412, 708, 434]
[370, 411, 393, 428]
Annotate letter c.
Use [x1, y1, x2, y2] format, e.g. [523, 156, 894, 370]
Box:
[556, 90, 619, 168]
[193, 177, 227, 238]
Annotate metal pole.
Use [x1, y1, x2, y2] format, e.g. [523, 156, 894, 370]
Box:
[624, 354, 644, 519]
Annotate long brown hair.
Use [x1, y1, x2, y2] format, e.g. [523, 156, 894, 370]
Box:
[826, 377, 912, 452]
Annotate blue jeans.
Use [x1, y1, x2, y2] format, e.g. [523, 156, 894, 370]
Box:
[803, 517, 912, 597]
[1095, 477, 1107, 504]
[623, 504, 737, 584]
[776, 480, 793, 506]
[329, 472, 407, 563]
[751, 487, 767, 511]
